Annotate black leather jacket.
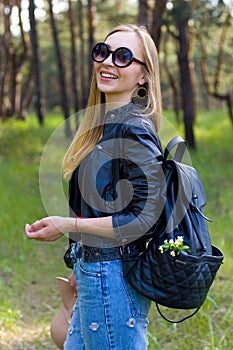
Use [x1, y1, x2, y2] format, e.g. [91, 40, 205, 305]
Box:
[67, 101, 164, 258]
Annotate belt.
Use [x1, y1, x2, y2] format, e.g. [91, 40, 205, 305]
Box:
[76, 242, 145, 263]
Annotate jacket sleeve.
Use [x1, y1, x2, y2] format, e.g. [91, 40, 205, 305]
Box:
[112, 118, 165, 245]
[64, 171, 82, 269]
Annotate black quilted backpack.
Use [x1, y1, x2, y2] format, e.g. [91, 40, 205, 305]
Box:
[122, 136, 224, 323]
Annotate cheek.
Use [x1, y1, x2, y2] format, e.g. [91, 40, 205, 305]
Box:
[128, 65, 143, 78]
[120, 67, 142, 86]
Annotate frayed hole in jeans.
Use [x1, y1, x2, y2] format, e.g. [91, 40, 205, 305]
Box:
[89, 322, 99, 331]
[126, 318, 135, 328]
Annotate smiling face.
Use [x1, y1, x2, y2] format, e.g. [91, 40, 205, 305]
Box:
[94, 31, 146, 105]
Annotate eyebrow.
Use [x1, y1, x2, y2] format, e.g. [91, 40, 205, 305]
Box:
[105, 43, 112, 50]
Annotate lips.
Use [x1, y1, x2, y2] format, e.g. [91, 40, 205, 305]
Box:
[100, 71, 118, 79]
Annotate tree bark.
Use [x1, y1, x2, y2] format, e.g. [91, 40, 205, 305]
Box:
[151, 0, 167, 50]
[0, 2, 5, 116]
[77, 0, 88, 109]
[177, 17, 196, 149]
[68, 0, 79, 113]
[162, 33, 180, 122]
[29, 0, 44, 125]
[87, 0, 95, 83]
[19, 66, 35, 120]
[48, 0, 71, 137]
[1, 1, 30, 120]
[14, 0, 28, 119]
[0, 3, 13, 118]
[138, 0, 149, 26]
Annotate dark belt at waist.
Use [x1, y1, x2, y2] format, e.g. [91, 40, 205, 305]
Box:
[77, 242, 145, 262]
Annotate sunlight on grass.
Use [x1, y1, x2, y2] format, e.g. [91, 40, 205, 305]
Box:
[0, 109, 232, 349]
[0, 323, 57, 350]
[0, 302, 22, 329]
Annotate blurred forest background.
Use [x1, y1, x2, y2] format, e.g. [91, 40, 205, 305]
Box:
[0, 0, 233, 349]
[0, 0, 232, 146]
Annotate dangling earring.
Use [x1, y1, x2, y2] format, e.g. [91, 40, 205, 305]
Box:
[132, 85, 148, 106]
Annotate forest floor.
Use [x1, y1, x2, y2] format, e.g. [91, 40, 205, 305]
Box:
[0, 110, 232, 349]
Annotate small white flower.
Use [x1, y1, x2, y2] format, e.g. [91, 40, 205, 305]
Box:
[159, 235, 190, 257]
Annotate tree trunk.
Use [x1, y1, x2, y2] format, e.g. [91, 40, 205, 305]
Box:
[29, 0, 44, 125]
[15, 0, 29, 119]
[177, 18, 196, 149]
[77, 0, 87, 109]
[68, 0, 79, 113]
[1, 1, 30, 120]
[187, 19, 196, 120]
[87, 0, 95, 83]
[12, 57, 23, 118]
[19, 66, 35, 120]
[1, 49, 13, 118]
[0, 3, 13, 118]
[151, 0, 167, 50]
[48, 0, 71, 137]
[162, 33, 180, 123]
[0, 2, 5, 116]
[138, 0, 149, 26]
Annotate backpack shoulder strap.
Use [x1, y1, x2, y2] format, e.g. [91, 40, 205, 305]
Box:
[164, 136, 187, 162]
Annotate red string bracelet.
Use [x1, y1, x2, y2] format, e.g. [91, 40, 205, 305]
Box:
[75, 216, 85, 232]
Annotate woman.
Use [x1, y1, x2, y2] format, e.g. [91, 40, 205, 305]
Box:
[26, 24, 163, 350]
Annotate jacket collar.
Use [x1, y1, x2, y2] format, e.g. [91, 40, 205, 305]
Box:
[105, 101, 145, 124]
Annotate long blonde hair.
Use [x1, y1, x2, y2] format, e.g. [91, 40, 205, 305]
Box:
[62, 24, 162, 180]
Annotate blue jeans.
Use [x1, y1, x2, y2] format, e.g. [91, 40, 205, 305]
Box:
[64, 243, 151, 350]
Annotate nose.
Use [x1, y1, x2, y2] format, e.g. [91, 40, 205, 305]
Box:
[103, 52, 114, 66]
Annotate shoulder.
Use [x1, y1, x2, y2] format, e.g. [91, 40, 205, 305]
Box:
[105, 102, 162, 153]
[122, 108, 162, 152]
[124, 113, 156, 135]
[118, 103, 158, 134]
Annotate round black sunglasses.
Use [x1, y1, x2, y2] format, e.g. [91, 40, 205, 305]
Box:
[92, 42, 147, 68]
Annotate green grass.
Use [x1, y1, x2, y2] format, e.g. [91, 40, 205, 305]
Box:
[0, 114, 68, 349]
[0, 110, 232, 349]
[148, 110, 232, 349]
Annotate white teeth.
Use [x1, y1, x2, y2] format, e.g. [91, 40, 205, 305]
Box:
[101, 72, 118, 79]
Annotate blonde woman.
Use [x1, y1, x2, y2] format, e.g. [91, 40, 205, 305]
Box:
[26, 24, 163, 350]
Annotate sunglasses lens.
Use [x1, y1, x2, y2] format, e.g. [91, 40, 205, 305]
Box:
[92, 43, 108, 62]
[92, 44, 135, 67]
[113, 48, 133, 67]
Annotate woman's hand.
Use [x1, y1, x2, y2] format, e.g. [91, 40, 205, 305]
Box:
[25, 216, 75, 242]
[68, 271, 78, 299]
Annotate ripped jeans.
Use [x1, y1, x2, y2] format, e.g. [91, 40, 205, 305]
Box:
[64, 243, 151, 350]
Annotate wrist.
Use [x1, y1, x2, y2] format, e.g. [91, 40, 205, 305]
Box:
[74, 216, 85, 232]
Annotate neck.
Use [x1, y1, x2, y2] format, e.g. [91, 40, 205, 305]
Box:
[104, 94, 131, 112]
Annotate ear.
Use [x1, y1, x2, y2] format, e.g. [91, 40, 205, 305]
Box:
[138, 75, 146, 86]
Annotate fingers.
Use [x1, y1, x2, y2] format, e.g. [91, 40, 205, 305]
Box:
[68, 272, 78, 299]
[25, 223, 33, 234]
[25, 216, 66, 243]
[25, 222, 46, 240]
[30, 219, 45, 232]
[68, 271, 76, 288]
[25, 218, 62, 242]
[73, 288, 78, 299]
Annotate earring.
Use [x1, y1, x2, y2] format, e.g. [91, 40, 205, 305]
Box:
[132, 86, 148, 106]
